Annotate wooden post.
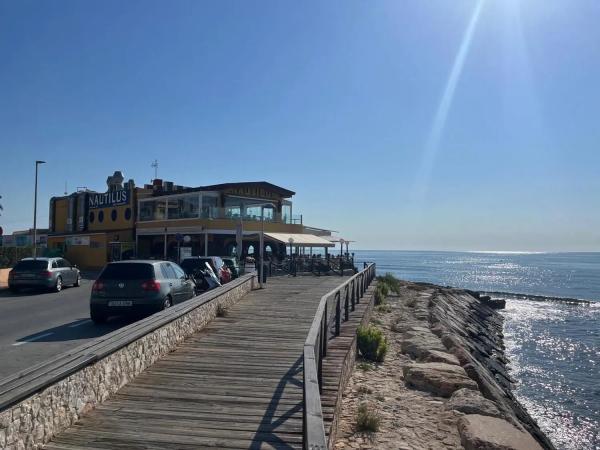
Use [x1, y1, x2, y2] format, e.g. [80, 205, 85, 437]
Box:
[344, 288, 349, 322]
[335, 292, 341, 336]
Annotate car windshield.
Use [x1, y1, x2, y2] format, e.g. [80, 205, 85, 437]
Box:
[13, 260, 48, 271]
[99, 263, 155, 280]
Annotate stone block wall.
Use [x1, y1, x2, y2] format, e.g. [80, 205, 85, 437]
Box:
[0, 273, 255, 450]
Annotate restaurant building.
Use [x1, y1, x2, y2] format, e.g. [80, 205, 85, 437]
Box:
[47, 172, 336, 269]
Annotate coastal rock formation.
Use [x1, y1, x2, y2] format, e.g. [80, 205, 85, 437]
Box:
[445, 388, 502, 418]
[403, 362, 478, 397]
[458, 414, 543, 450]
[334, 281, 555, 450]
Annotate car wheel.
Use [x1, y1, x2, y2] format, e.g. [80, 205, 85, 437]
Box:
[54, 276, 63, 292]
[74, 273, 81, 287]
[90, 308, 107, 324]
[162, 296, 172, 310]
[9, 286, 19, 294]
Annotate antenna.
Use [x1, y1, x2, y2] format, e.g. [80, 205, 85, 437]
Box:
[151, 159, 159, 181]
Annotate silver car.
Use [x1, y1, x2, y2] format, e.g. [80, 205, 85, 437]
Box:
[8, 257, 81, 293]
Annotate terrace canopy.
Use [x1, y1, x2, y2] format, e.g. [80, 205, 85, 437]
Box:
[263, 232, 335, 248]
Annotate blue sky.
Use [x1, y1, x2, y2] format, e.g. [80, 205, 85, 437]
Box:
[1, 0, 599, 251]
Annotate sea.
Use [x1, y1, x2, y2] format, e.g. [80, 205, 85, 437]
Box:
[351, 250, 600, 450]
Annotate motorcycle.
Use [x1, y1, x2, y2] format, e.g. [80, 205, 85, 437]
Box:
[190, 262, 221, 295]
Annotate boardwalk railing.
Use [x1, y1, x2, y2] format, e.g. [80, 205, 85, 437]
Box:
[303, 262, 376, 449]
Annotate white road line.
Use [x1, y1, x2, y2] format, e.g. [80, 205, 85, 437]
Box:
[68, 319, 91, 328]
[12, 332, 54, 346]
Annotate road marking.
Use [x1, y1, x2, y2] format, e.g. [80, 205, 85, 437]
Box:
[12, 332, 54, 346]
[68, 319, 91, 328]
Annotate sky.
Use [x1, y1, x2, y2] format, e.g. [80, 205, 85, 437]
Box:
[1, 0, 599, 252]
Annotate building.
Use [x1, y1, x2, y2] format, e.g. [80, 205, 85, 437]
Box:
[47, 172, 139, 268]
[47, 172, 336, 269]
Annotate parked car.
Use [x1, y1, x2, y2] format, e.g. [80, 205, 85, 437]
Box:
[8, 257, 81, 293]
[221, 257, 240, 279]
[180, 256, 232, 284]
[90, 260, 194, 324]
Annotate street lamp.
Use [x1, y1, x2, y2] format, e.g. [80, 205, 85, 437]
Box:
[288, 237, 295, 277]
[33, 160, 46, 259]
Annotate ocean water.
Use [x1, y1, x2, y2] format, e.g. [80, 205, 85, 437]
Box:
[352, 250, 600, 450]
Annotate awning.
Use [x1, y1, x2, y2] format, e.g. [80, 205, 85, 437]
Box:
[323, 236, 355, 243]
[264, 232, 336, 247]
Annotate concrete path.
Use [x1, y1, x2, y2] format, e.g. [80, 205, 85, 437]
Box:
[45, 276, 348, 450]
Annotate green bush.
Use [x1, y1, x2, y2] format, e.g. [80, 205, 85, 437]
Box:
[374, 283, 389, 305]
[376, 273, 401, 295]
[356, 402, 381, 432]
[357, 325, 388, 362]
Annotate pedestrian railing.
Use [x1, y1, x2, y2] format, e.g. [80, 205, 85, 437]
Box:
[302, 262, 376, 449]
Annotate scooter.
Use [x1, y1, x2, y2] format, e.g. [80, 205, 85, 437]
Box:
[190, 262, 221, 295]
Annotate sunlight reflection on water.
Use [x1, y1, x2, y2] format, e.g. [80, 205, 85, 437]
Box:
[352, 251, 600, 450]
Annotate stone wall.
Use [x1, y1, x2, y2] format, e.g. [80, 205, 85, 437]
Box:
[0, 273, 255, 450]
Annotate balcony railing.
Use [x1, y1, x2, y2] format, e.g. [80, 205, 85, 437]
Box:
[138, 207, 303, 225]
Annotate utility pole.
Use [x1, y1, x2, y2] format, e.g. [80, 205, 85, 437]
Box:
[33, 160, 46, 259]
[151, 160, 159, 181]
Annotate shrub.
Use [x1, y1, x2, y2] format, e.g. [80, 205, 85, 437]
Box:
[374, 284, 389, 305]
[357, 325, 388, 363]
[356, 402, 381, 432]
[376, 304, 392, 313]
[357, 361, 373, 371]
[357, 385, 373, 395]
[377, 273, 401, 295]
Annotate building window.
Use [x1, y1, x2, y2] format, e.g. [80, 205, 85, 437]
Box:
[89, 211, 95, 223]
[139, 199, 166, 221]
[111, 209, 117, 221]
[125, 208, 132, 220]
[201, 195, 219, 219]
[98, 210, 104, 223]
[167, 195, 199, 220]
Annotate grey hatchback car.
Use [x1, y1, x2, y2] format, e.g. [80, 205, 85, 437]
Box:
[90, 260, 195, 324]
[8, 257, 81, 293]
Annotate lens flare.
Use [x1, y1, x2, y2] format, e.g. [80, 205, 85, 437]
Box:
[412, 0, 486, 205]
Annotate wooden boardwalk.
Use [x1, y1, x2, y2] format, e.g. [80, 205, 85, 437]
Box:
[46, 276, 350, 450]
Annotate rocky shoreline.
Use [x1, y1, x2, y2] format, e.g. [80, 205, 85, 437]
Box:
[334, 280, 554, 450]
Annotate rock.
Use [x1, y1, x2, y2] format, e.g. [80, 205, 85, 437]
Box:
[401, 328, 447, 360]
[457, 414, 543, 450]
[402, 362, 478, 397]
[423, 350, 460, 366]
[482, 297, 506, 309]
[446, 388, 503, 418]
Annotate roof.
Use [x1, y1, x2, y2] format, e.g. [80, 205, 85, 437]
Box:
[264, 232, 336, 247]
[152, 181, 295, 198]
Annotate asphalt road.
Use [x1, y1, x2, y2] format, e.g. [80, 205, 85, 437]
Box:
[0, 276, 137, 380]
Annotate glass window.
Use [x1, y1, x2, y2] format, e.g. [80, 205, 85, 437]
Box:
[125, 208, 132, 220]
[172, 264, 186, 279]
[52, 261, 58, 269]
[161, 263, 177, 279]
[14, 260, 48, 271]
[282, 204, 292, 224]
[167, 195, 199, 220]
[98, 210, 104, 223]
[111, 209, 117, 221]
[139, 199, 166, 221]
[100, 263, 155, 280]
[201, 195, 219, 219]
[89, 211, 95, 223]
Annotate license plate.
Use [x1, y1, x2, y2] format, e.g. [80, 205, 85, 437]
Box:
[108, 300, 133, 307]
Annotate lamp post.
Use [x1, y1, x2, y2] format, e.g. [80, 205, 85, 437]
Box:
[33, 160, 46, 259]
[288, 237, 295, 277]
[259, 205, 264, 289]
